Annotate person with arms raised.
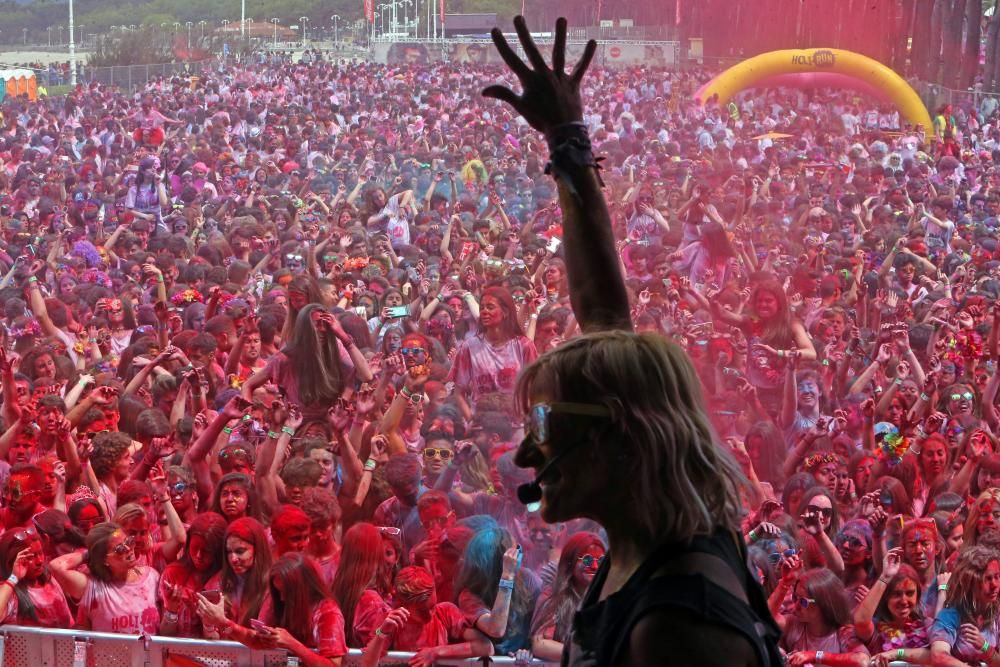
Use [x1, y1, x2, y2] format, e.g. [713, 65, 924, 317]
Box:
[485, 16, 783, 667]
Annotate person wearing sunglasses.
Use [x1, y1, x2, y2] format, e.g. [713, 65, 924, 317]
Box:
[480, 19, 782, 665]
[50, 522, 161, 635]
[834, 520, 874, 604]
[0, 526, 73, 628]
[360, 565, 494, 667]
[943, 383, 976, 418]
[773, 567, 857, 665]
[529, 532, 605, 661]
[795, 488, 845, 576]
[0, 465, 48, 531]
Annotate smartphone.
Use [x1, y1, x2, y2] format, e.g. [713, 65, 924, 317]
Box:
[250, 619, 270, 633]
[201, 589, 222, 604]
[386, 305, 409, 319]
[546, 237, 562, 254]
[352, 306, 368, 318]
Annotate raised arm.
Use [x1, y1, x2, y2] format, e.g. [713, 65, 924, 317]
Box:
[483, 18, 629, 332]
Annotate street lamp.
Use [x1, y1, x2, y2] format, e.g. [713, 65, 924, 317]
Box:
[57, 25, 64, 45]
[379, 4, 393, 35]
[47, 26, 52, 46]
[22, 28, 26, 45]
[271, 18, 279, 47]
[400, 0, 412, 36]
[299, 16, 308, 44]
[173, 22, 180, 32]
[241, 0, 246, 38]
[186, 21, 193, 49]
[198, 20, 207, 39]
[331, 14, 340, 45]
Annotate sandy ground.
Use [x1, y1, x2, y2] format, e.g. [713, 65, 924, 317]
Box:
[0, 49, 92, 68]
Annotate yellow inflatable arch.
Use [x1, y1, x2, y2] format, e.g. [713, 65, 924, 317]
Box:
[698, 48, 932, 137]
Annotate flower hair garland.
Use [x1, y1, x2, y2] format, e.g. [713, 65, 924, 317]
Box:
[171, 289, 205, 306]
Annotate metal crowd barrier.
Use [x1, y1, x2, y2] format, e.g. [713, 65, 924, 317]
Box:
[0, 625, 557, 667]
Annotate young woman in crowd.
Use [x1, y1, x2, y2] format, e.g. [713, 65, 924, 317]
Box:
[330, 522, 389, 648]
[201, 517, 272, 632]
[159, 512, 227, 637]
[852, 548, 931, 665]
[529, 532, 605, 660]
[0, 527, 73, 627]
[50, 522, 161, 634]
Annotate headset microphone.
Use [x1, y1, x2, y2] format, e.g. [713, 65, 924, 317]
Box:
[516, 450, 568, 506]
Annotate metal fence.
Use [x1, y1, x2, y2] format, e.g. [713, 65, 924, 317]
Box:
[0, 625, 557, 667]
[78, 59, 215, 90]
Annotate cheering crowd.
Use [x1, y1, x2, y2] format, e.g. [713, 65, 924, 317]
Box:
[0, 13, 1000, 665]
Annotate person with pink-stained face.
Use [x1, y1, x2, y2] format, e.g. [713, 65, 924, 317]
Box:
[157, 513, 227, 638]
[528, 532, 605, 661]
[195, 518, 273, 638]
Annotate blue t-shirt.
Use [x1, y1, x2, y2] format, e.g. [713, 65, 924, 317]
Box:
[930, 607, 1000, 663]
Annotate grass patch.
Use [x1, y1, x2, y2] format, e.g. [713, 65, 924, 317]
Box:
[42, 84, 74, 96]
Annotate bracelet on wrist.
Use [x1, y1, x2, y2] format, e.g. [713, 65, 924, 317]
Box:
[267, 430, 280, 439]
[748, 529, 757, 542]
[26, 276, 38, 284]
[497, 577, 515, 590]
[6, 574, 18, 586]
[920, 392, 930, 401]
[939, 583, 948, 591]
[364, 459, 377, 471]
[222, 427, 233, 435]
[815, 650, 824, 665]
[897, 649, 905, 660]
[281, 425, 296, 436]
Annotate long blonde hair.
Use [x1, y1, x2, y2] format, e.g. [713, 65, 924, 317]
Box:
[965, 488, 1000, 548]
[516, 330, 745, 546]
[944, 545, 1000, 623]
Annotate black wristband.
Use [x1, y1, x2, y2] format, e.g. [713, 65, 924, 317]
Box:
[543, 125, 604, 194]
[544, 122, 590, 153]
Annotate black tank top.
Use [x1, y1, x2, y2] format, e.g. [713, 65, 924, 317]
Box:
[562, 529, 783, 667]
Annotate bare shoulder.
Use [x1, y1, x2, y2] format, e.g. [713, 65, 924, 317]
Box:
[622, 607, 759, 667]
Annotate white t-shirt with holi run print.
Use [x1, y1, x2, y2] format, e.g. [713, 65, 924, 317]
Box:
[77, 566, 160, 634]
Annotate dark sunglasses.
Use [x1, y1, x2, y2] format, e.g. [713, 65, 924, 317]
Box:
[805, 505, 834, 519]
[219, 449, 250, 460]
[111, 535, 136, 556]
[12, 527, 37, 542]
[767, 548, 797, 564]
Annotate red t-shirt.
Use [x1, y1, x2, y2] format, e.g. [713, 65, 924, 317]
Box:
[391, 602, 468, 651]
